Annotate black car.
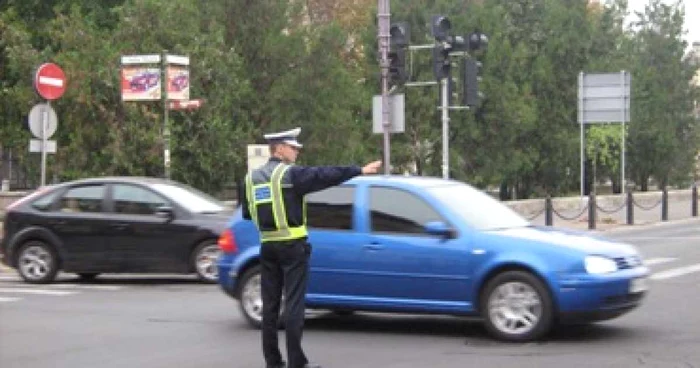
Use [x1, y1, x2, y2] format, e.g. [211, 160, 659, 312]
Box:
[0, 177, 232, 284]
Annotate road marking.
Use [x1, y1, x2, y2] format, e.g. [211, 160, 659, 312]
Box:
[0, 296, 21, 302]
[47, 284, 123, 291]
[651, 263, 700, 280]
[0, 288, 77, 296]
[0, 275, 18, 281]
[644, 257, 678, 266]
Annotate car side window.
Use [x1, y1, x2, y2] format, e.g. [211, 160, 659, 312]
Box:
[31, 191, 60, 211]
[59, 185, 105, 213]
[112, 184, 169, 216]
[306, 186, 354, 230]
[369, 186, 444, 234]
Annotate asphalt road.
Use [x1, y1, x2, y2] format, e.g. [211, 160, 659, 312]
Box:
[1, 220, 700, 368]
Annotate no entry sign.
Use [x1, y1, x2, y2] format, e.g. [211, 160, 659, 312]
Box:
[34, 63, 67, 100]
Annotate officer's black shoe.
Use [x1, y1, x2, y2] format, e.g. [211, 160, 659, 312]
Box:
[266, 362, 286, 368]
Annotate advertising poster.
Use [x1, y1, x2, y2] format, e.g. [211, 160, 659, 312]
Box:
[166, 65, 190, 101]
[121, 66, 161, 101]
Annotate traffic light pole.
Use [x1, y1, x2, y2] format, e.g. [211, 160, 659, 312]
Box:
[441, 79, 449, 179]
[378, 0, 391, 175]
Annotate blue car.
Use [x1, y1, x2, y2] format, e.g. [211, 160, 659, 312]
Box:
[217, 176, 649, 341]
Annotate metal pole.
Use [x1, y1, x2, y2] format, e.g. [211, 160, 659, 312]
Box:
[40, 102, 49, 187]
[579, 72, 585, 197]
[621, 70, 627, 194]
[162, 51, 171, 179]
[378, 0, 391, 175]
[441, 78, 449, 179]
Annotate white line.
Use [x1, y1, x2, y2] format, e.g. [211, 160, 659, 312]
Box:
[0, 288, 77, 296]
[0, 275, 18, 281]
[0, 296, 21, 302]
[38, 76, 64, 87]
[644, 257, 678, 266]
[47, 284, 123, 291]
[651, 264, 700, 280]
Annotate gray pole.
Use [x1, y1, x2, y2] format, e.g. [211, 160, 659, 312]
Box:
[621, 70, 627, 194]
[162, 51, 171, 179]
[441, 78, 449, 179]
[40, 102, 49, 187]
[378, 0, 391, 175]
[579, 72, 585, 197]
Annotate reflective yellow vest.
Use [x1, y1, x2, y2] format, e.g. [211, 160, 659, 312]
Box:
[246, 161, 308, 242]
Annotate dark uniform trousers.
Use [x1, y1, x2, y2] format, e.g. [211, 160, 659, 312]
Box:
[260, 238, 311, 368]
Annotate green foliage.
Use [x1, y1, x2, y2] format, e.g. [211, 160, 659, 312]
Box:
[1, 0, 698, 199]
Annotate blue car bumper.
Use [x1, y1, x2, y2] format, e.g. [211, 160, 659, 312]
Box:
[217, 253, 239, 299]
[556, 267, 650, 322]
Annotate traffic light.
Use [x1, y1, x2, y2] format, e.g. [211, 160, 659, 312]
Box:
[432, 44, 450, 81]
[468, 31, 489, 51]
[390, 22, 409, 48]
[461, 58, 482, 107]
[388, 48, 407, 86]
[431, 16, 451, 42]
[389, 22, 409, 86]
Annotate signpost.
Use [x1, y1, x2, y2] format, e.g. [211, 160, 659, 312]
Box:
[578, 71, 631, 196]
[32, 63, 67, 186]
[35, 63, 67, 100]
[121, 53, 199, 179]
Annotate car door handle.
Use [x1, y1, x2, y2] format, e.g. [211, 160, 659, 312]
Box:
[362, 243, 384, 251]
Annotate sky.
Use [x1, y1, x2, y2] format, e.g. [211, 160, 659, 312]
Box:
[625, 0, 700, 50]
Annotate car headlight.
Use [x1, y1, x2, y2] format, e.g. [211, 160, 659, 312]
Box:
[584, 256, 618, 274]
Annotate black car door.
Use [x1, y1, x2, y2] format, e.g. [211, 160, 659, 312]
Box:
[46, 184, 117, 272]
[105, 183, 194, 272]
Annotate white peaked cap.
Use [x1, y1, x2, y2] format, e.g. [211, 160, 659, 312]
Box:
[263, 127, 303, 148]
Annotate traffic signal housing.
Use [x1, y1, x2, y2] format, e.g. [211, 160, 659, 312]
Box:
[389, 22, 410, 87]
[461, 58, 482, 107]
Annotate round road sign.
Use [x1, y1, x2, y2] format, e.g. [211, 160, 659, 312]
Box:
[34, 63, 67, 100]
[28, 103, 58, 139]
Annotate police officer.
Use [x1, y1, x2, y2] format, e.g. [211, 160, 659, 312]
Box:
[242, 127, 382, 368]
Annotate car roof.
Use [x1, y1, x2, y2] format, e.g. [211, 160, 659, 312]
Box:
[347, 175, 463, 189]
[49, 176, 179, 189]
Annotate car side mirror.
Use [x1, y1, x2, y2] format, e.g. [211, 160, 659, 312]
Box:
[155, 206, 175, 219]
[424, 221, 456, 239]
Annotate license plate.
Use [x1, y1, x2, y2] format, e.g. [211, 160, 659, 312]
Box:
[629, 277, 649, 293]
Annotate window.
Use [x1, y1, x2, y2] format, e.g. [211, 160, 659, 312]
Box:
[30, 189, 60, 211]
[112, 184, 169, 215]
[306, 186, 354, 230]
[150, 183, 225, 214]
[59, 185, 105, 213]
[370, 186, 444, 234]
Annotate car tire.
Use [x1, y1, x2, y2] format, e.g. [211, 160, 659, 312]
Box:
[238, 265, 286, 329]
[15, 240, 59, 284]
[191, 239, 220, 283]
[480, 270, 554, 342]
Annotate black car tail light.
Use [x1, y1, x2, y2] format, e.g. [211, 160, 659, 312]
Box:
[218, 229, 238, 253]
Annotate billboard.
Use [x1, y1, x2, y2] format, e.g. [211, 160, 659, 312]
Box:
[166, 65, 190, 101]
[121, 66, 161, 101]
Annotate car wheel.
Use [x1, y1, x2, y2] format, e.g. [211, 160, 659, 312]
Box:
[480, 270, 554, 342]
[16, 240, 59, 284]
[77, 273, 99, 281]
[238, 265, 285, 329]
[192, 240, 220, 283]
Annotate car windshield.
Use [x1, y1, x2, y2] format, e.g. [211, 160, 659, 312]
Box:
[151, 183, 226, 213]
[427, 183, 530, 231]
